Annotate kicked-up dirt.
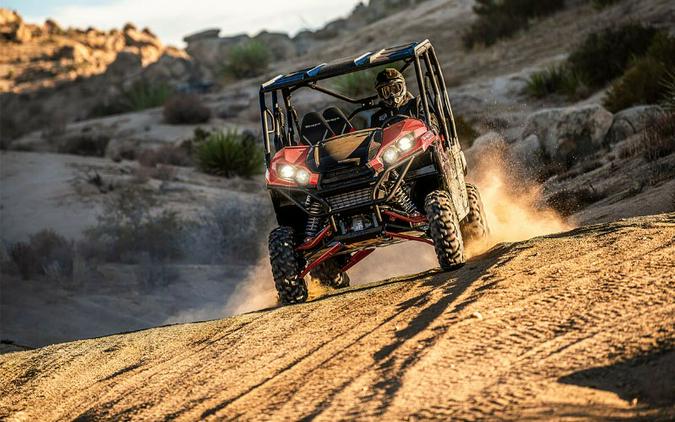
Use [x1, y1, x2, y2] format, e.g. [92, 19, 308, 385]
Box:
[0, 213, 673, 420]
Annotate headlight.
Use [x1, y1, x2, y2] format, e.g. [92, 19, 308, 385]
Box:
[397, 134, 414, 151]
[279, 164, 296, 180]
[382, 147, 399, 164]
[295, 169, 310, 185]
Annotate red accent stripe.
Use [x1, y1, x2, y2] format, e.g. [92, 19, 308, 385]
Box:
[296, 225, 332, 251]
[299, 243, 344, 279]
[339, 249, 375, 273]
[382, 210, 427, 224]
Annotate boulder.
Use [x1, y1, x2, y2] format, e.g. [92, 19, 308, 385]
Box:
[521, 105, 613, 163]
[605, 105, 665, 144]
[510, 134, 543, 169]
[465, 131, 507, 167]
[253, 31, 296, 61]
[183, 28, 220, 44]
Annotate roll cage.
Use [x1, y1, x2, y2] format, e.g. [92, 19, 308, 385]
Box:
[259, 39, 460, 166]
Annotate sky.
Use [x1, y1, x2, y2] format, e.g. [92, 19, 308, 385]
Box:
[5, 0, 365, 46]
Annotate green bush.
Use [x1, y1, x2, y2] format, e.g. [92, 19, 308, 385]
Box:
[603, 57, 667, 112]
[525, 65, 582, 98]
[224, 41, 271, 79]
[90, 80, 173, 117]
[603, 32, 675, 112]
[463, 0, 566, 49]
[195, 130, 263, 178]
[568, 24, 658, 89]
[330, 66, 386, 98]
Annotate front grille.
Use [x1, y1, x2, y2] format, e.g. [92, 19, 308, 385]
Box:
[320, 165, 374, 188]
[326, 187, 372, 211]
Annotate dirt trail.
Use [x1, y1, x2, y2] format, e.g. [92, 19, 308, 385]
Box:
[1, 213, 674, 421]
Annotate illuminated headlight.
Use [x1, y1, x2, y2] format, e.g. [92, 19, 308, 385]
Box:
[397, 134, 415, 151]
[279, 164, 296, 180]
[382, 147, 400, 164]
[295, 169, 310, 185]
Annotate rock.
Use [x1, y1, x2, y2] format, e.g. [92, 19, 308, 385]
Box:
[183, 28, 220, 43]
[107, 50, 143, 76]
[522, 105, 613, 163]
[0, 8, 32, 42]
[510, 134, 543, 169]
[465, 131, 507, 168]
[253, 31, 297, 61]
[605, 105, 665, 144]
[43, 19, 63, 35]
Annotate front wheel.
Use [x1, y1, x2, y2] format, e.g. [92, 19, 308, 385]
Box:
[424, 190, 466, 270]
[269, 226, 308, 304]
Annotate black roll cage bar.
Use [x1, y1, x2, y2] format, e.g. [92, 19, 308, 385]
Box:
[259, 41, 459, 167]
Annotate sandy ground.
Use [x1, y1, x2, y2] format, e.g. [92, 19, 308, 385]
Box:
[0, 213, 672, 421]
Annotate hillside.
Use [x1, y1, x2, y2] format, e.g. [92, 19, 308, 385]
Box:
[1, 214, 673, 420]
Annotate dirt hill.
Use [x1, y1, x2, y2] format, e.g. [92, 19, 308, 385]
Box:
[1, 213, 673, 420]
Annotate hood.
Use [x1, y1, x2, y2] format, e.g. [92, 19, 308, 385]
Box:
[307, 129, 381, 173]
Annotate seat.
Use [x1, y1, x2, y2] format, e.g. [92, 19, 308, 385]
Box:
[299, 112, 334, 145]
[322, 107, 354, 135]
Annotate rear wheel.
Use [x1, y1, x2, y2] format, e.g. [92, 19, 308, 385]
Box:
[269, 226, 308, 304]
[310, 256, 350, 289]
[460, 183, 489, 245]
[424, 190, 466, 270]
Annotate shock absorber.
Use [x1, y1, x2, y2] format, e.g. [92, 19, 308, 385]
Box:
[304, 196, 324, 239]
[388, 170, 418, 214]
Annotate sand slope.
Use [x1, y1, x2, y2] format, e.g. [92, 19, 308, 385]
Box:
[1, 213, 673, 420]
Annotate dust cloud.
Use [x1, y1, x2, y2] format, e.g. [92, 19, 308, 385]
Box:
[465, 142, 573, 257]
[217, 143, 573, 314]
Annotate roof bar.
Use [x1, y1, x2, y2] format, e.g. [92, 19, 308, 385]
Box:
[306, 63, 327, 77]
[353, 51, 373, 66]
[262, 74, 283, 88]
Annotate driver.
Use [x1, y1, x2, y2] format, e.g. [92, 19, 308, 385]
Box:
[370, 68, 421, 127]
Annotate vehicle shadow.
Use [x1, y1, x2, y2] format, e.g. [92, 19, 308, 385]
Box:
[557, 347, 675, 413]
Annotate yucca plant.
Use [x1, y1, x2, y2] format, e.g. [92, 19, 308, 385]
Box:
[225, 41, 271, 79]
[195, 130, 263, 178]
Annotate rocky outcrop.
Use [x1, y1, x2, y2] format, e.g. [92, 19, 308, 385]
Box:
[605, 105, 665, 144]
[521, 105, 613, 163]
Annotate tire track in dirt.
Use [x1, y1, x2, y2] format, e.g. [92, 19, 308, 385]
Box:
[1, 213, 674, 421]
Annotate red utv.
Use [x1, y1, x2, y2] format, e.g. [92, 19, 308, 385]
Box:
[259, 40, 489, 304]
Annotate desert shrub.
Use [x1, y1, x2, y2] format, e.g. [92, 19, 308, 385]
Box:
[90, 80, 173, 117]
[525, 65, 582, 98]
[194, 130, 263, 178]
[81, 188, 187, 264]
[603, 56, 667, 112]
[454, 115, 479, 148]
[7, 230, 74, 280]
[57, 134, 110, 157]
[182, 197, 275, 264]
[661, 71, 675, 111]
[463, 0, 566, 49]
[603, 32, 675, 112]
[163, 94, 211, 124]
[568, 24, 658, 89]
[330, 66, 385, 98]
[137, 144, 193, 168]
[641, 112, 675, 162]
[224, 40, 270, 79]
